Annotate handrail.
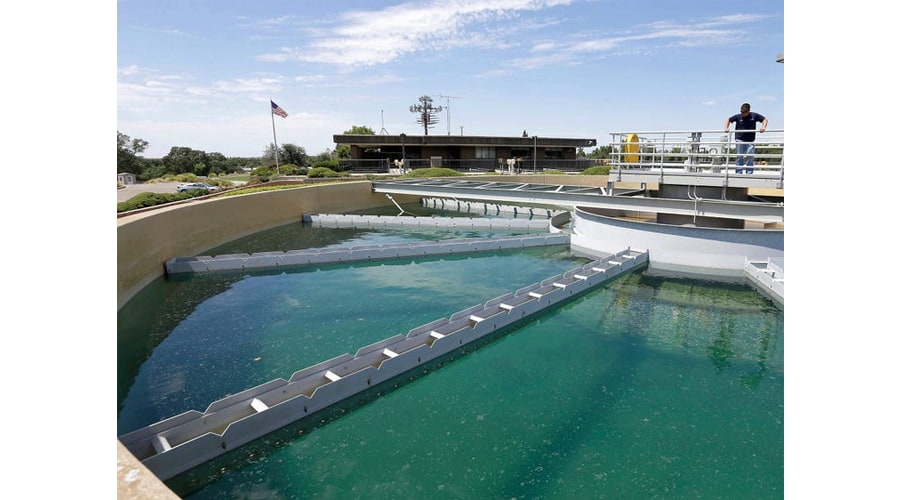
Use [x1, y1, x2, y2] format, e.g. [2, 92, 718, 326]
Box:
[337, 157, 605, 173]
[608, 129, 785, 176]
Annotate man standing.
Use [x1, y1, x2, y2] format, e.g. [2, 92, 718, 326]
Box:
[725, 103, 767, 174]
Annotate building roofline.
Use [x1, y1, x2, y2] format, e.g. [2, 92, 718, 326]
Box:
[333, 134, 597, 148]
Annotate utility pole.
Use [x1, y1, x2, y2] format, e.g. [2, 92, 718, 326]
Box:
[437, 94, 461, 135]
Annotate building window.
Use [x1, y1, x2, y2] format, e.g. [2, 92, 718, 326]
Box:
[475, 147, 496, 159]
[545, 148, 564, 160]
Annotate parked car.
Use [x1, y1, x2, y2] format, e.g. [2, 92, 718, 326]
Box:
[176, 182, 220, 193]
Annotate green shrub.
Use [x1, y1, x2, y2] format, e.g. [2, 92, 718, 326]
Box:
[403, 167, 463, 178]
[205, 179, 233, 188]
[247, 176, 270, 184]
[312, 159, 339, 171]
[277, 164, 302, 175]
[117, 191, 198, 213]
[581, 165, 611, 175]
[541, 169, 567, 175]
[251, 166, 274, 177]
[145, 174, 232, 188]
[308, 167, 348, 178]
[147, 174, 199, 184]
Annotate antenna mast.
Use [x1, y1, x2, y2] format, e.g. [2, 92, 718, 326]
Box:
[437, 94, 461, 135]
[380, 109, 389, 135]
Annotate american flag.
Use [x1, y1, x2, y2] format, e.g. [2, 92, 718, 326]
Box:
[271, 100, 288, 118]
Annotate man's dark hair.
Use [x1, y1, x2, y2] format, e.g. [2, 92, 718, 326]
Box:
[741, 103, 751, 113]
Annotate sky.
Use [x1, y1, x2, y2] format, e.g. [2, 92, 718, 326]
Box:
[117, 0, 785, 158]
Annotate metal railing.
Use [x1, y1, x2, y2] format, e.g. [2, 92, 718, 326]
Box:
[609, 129, 785, 175]
[335, 158, 605, 174]
[336, 159, 391, 173]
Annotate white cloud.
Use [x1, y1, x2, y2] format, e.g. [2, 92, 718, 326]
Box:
[507, 52, 576, 70]
[117, 65, 290, 117]
[253, 8, 770, 72]
[256, 0, 573, 66]
[118, 65, 141, 76]
[497, 13, 772, 70]
[210, 78, 286, 94]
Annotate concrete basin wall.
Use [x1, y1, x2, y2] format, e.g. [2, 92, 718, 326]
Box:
[570, 206, 784, 278]
[117, 181, 417, 310]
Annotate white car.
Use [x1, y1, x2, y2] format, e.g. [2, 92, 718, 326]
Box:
[176, 182, 220, 193]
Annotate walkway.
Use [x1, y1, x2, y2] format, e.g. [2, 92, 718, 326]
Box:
[371, 179, 783, 224]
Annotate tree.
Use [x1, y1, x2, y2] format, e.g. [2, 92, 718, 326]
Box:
[262, 143, 279, 164]
[263, 143, 309, 168]
[141, 158, 168, 180]
[163, 147, 208, 175]
[335, 125, 375, 159]
[587, 145, 612, 160]
[334, 145, 351, 159]
[117, 131, 149, 175]
[409, 96, 442, 135]
[312, 149, 335, 163]
[206, 152, 229, 175]
[281, 144, 309, 167]
[345, 125, 375, 135]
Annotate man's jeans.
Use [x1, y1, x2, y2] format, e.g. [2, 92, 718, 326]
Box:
[736, 142, 755, 174]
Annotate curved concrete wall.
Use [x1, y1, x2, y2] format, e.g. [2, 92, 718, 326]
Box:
[117, 182, 417, 310]
[570, 206, 783, 278]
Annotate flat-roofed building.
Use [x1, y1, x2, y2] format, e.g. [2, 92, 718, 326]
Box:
[332, 133, 598, 172]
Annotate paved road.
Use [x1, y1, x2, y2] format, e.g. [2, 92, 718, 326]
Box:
[117, 182, 181, 203]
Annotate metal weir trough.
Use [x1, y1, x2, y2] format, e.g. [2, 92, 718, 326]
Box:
[302, 212, 553, 230]
[744, 257, 784, 306]
[166, 234, 569, 275]
[120, 248, 649, 481]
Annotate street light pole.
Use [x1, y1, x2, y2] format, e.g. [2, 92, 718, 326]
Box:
[533, 135, 537, 173]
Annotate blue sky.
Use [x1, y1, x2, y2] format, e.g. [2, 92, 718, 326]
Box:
[117, 0, 784, 158]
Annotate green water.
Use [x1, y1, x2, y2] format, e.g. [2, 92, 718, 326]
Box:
[117, 218, 783, 499]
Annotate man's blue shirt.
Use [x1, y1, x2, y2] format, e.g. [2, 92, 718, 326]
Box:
[729, 112, 766, 142]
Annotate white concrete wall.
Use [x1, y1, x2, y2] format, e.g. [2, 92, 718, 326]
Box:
[570, 207, 783, 278]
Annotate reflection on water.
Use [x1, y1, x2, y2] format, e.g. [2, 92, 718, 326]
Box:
[206, 203, 548, 256]
[118, 216, 783, 499]
[708, 315, 737, 371]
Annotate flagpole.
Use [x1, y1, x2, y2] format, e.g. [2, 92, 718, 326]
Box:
[270, 100, 281, 177]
